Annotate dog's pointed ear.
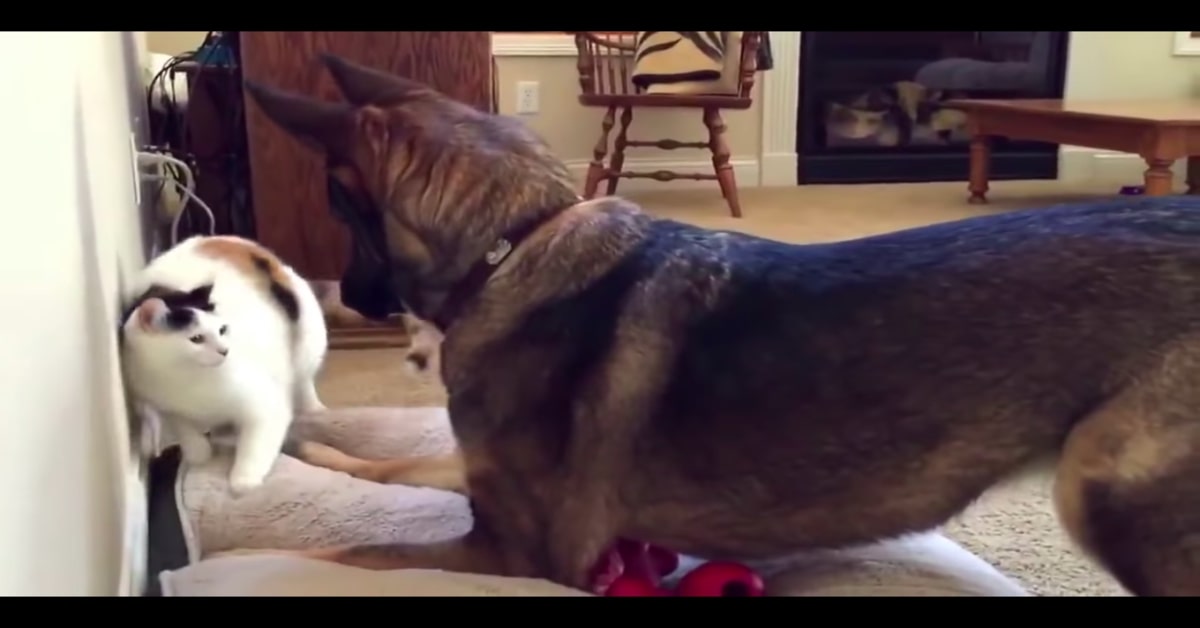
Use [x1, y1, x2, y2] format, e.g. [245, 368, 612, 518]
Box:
[318, 53, 434, 106]
[244, 80, 357, 162]
[357, 106, 390, 160]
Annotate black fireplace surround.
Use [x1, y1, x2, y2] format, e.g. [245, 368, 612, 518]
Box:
[796, 32, 1071, 185]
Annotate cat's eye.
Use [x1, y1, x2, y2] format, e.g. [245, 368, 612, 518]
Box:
[189, 335, 204, 344]
[218, 325, 228, 335]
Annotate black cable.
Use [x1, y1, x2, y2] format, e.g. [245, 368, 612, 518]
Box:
[145, 32, 257, 241]
[147, 54, 192, 139]
[146, 31, 216, 149]
[146, 32, 247, 240]
[145, 36, 208, 243]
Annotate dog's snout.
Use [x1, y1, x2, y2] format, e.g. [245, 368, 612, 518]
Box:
[341, 280, 395, 321]
[340, 264, 404, 322]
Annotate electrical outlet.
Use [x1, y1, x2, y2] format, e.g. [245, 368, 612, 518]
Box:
[516, 81, 539, 115]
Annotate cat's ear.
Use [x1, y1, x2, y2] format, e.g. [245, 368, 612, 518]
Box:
[135, 298, 170, 331]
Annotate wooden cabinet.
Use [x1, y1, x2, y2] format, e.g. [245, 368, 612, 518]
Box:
[238, 32, 494, 347]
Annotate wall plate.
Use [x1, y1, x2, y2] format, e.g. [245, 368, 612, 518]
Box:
[128, 133, 141, 207]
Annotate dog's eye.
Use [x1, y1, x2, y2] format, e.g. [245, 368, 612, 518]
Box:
[189, 335, 204, 344]
[219, 325, 228, 335]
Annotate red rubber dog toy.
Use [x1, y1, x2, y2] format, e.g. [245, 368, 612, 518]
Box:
[675, 561, 766, 597]
[592, 538, 764, 597]
[592, 538, 677, 596]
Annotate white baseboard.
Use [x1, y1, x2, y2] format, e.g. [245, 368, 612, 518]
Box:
[492, 33, 577, 57]
[1059, 147, 1187, 185]
[564, 157, 760, 193]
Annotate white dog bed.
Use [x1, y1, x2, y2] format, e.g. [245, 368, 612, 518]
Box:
[152, 407, 1031, 597]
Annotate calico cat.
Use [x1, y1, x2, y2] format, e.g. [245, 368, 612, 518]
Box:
[826, 80, 968, 146]
[826, 102, 901, 146]
[120, 235, 328, 493]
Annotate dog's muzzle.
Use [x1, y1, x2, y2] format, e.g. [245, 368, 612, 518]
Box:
[340, 254, 403, 321]
[328, 176, 406, 321]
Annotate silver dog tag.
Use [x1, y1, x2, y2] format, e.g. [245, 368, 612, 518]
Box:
[485, 239, 513, 266]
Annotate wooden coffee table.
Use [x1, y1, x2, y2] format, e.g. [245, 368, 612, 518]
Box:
[947, 99, 1200, 203]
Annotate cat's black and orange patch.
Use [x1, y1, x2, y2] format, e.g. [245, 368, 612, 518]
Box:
[252, 253, 300, 321]
[194, 236, 301, 323]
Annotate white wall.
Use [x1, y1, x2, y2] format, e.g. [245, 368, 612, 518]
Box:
[0, 32, 153, 596]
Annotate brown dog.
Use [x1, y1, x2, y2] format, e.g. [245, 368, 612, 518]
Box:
[242, 53, 1200, 595]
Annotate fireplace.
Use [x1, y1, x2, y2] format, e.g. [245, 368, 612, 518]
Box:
[796, 32, 1070, 184]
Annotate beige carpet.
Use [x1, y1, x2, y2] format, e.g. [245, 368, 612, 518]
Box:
[314, 179, 1148, 596]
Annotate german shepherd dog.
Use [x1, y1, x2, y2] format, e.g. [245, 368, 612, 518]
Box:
[240, 53, 1200, 596]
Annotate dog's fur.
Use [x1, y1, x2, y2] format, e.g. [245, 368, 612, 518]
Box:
[240, 54, 1200, 595]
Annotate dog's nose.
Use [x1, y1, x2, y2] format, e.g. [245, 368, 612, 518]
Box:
[340, 276, 400, 321]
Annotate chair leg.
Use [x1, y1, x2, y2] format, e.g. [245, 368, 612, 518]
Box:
[703, 107, 742, 218]
[583, 106, 617, 199]
[607, 107, 633, 196]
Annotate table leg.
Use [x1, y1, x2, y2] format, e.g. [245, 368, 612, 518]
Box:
[1142, 158, 1175, 197]
[967, 133, 991, 204]
[1188, 156, 1198, 195]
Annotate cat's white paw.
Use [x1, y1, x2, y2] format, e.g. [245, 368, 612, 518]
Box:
[179, 438, 213, 465]
[228, 470, 266, 495]
[299, 400, 328, 414]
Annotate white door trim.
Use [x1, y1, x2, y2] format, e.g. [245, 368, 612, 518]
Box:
[757, 32, 801, 186]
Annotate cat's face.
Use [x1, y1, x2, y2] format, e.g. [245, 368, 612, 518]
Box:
[828, 103, 887, 139]
[128, 297, 231, 368]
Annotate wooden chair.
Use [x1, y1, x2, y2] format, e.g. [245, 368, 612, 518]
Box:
[571, 31, 765, 218]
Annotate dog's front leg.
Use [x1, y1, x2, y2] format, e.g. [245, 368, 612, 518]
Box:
[546, 496, 620, 590]
[543, 326, 679, 589]
[540, 406, 630, 589]
[542, 398, 643, 589]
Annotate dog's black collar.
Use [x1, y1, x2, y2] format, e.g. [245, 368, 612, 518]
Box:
[431, 201, 577, 330]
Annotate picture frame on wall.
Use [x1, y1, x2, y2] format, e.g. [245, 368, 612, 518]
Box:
[1173, 31, 1200, 56]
